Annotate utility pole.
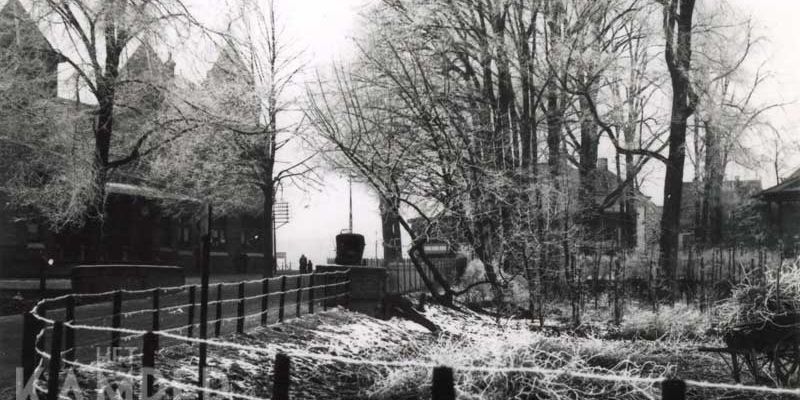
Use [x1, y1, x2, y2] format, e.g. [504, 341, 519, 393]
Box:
[348, 176, 353, 233]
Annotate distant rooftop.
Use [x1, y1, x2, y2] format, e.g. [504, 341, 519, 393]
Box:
[759, 167, 800, 201]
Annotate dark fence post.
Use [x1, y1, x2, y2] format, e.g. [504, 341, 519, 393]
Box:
[661, 378, 686, 400]
[237, 282, 245, 334]
[344, 270, 351, 308]
[22, 312, 42, 384]
[272, 353, 290, 400]
[151, 289, 160, 333]
[432, 366, 455, 400]
[64, 296, 75, 362]
[187, 286, 196, 337]
[198, 202, 212, 400]
[295, 276, 302, 318]
[39, 259, 47, 299]
[278, 276, 287, 323]
[261, 278, 269, 326]
[308, 273, 315, 314]
[322, 273, 329, 311]
[215, 283, 223, 337]
[46, 321, 63, 400]
[111, 290, 122, 348]
[142, 331, 157, 399]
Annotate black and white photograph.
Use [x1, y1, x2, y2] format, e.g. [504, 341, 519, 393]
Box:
[1, 0, 800, 398]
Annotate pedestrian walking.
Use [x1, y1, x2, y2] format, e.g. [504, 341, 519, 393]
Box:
[307, 260, 313, 272]
[299, 254, 308, 273]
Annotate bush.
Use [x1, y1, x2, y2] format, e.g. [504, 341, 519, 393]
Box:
[618, 304, 711, 341]
[455, 259, 530, 309]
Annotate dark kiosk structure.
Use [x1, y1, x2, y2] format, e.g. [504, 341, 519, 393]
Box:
[334, 233, 365, 265]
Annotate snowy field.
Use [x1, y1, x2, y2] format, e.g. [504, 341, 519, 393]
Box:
[56, 301, 797, 400]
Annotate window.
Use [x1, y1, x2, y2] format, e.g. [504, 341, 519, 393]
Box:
[24, 221, 43, 243]
[160, 218, 172, 247]
[180, 225, 192, 245]
[211, 227, 227, 249]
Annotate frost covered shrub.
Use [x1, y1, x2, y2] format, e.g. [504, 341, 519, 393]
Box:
[456, 259, 530, 308]
[619, 304, 710, 341]
[366, 306, 668, 399]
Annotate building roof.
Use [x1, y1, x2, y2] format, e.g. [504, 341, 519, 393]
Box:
[538, 159, 651, 210]
[0, 0, 59, 57]
[106, 182, 198, 203]
[759, 167, 800, 201]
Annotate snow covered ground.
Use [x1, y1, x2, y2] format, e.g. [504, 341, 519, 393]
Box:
[54, 299, 793, 399]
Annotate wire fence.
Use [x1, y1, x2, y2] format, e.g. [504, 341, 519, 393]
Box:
[21, 270, 350, 400]
[18, 265, 800, 400]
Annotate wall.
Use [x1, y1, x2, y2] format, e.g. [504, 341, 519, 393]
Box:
[316, 264, 386, 317]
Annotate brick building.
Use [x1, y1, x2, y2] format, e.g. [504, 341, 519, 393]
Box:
[0, 0, 272, 278]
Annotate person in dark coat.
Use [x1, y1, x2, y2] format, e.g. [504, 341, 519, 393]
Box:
[307, 260, 313, 272]
[299, 254, 308, 273]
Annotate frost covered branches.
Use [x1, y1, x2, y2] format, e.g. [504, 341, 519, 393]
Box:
[0, 0, 207, 229]
[146, 0, 315, 276]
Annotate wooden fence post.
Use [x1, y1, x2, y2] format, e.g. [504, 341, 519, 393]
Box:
[344, 270, 351, 308]
[39, 259, 47, 299]
[64, 295, 75, 362]
[237, 282, 246, 334]
[151, 289, 160, 334]
[215, 283, 223, 337]
[198, 203, 212, 400]
[46, 321, 63, 400]
[111, 290, 122, 349]
[432, 366, 455, 400]
[322, 273, 329, 311]
[261, 278, 269, 326]
[278, 276, 287, 322]
[22, 312, 42, 384]
[272, 353, 290, 400]
[142, 331, 157, 399]
[187, 285, 196, 337]
[296, 276, 302, 318]
[661, 378, 686, 400]
[308, 273, 315, 314]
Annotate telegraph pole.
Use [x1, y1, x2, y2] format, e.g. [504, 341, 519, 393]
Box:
[348, 176, 353, 233]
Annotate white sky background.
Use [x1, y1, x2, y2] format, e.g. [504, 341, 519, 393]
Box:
[17, 0, 800, 265]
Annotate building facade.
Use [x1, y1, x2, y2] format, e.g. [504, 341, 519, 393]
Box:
[0, 0, 273, 278]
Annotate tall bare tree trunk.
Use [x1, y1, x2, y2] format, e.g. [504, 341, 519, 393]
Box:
[262, 186, 275, 277]
[702, 121, 724, 246]
[658, 0, 696, 304]
[379, 196, 402, 263]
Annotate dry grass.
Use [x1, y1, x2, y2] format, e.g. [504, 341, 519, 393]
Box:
[617, 303, 712, 341]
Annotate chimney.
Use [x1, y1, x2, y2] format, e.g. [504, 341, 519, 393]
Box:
[597, 157, 608, 171]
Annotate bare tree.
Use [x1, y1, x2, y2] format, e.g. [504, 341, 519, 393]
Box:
[0, 0, 204, 236]
[148, 0, 315, 277]
[658, 0, 697, 303]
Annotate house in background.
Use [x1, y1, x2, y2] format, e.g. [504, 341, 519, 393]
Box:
[580, 158, 660, 252]
[678, 178, 763, 249]
[406, 158, 660, 255]
[758, 167, 800, 248]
